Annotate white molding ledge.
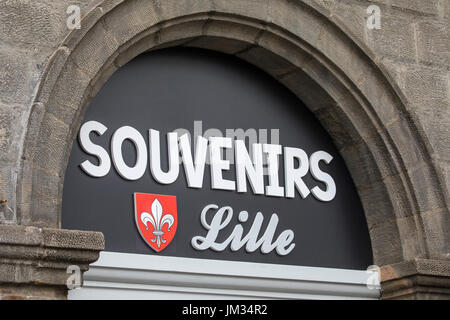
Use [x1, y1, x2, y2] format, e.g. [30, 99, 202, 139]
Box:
[68, 251, 380, 300]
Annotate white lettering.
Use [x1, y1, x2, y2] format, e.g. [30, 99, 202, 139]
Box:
[209, 137, 235, 191]
[191, 204, 295, 256]
[309, 150, 336, 202]
[284, 147, 310, 199]
[78, 121, 337, 201]
[235, 140, 264, 194]
[263, 144, 284, 197]
[179, 134, 208, 188]
[78, 121, 111, 177]
[111, 126, 147, 180]
[149, 129, 179, 184]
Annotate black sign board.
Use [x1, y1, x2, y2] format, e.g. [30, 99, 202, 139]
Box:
[62, 48, 372, 269]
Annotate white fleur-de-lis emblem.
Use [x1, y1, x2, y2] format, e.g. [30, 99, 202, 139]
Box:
[140, 198, 175, 248]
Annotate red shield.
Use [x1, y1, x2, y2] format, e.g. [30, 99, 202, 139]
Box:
[134, 193, 177, 252]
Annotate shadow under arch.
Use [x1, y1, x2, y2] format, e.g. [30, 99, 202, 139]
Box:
[17, 0, 447, 271]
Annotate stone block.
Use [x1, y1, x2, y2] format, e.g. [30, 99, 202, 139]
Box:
[155, 0, 213, 21]
[0, 225, 104, 299]
[29, 195, 60, 228]
[421, 208, 450, 258]
[0, 49, 32, 105]
[367, 13, 416, 61]
[382, 173, 413, 218]
[444, 0, 450, 19]
[32, 112, 70, 177]
[0, 224, 41, 246]
[390, 0, 439, 15]
[238, 46, 294, 77]
[409, 163, 446, 213]
[267, 0, 324, 48]
[416, 21, 450, 67]
[365, 133, 399, 178]
[381, 258, 450, 299]
[328, 0, 368, 45]
[0, 0, 65, 51]
[42, 228, 105, 251]
[205, 19, 261, 45]
[70, 19, 119, 79]
[0, 103, 24, 163]
[102, 0, 159, 47]
[214, 0, 268, 22]
[340, 138, 394, 187]
[257, 31, 310, 72]
[386, 115, 428, 169]
[159, 20, 204, 45]
[442, 162, 450, 202]
[402, 64, 448, 106]
[35, 47, 71, 107]
[186, 36, 250, 55]
[357, 181, 395, 227]
[401, 65, 450, 160]
[31, 168, 60, 208]
[278, 69, 336, 113]
[369, 220, 403, 266]
[357, 68, 401, 126]
[396, 215, 425, 259]
[314, 106, 362, 150]
[45, 58, 91, 126]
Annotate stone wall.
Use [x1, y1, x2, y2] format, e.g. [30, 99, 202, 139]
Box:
[0, 0, 448, 299]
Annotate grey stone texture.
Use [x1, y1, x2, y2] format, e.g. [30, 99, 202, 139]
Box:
[0, 224, 104, 299]
[0, 0, 448, 299]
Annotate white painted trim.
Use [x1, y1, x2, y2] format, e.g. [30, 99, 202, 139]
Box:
[68, 251, 380, 300]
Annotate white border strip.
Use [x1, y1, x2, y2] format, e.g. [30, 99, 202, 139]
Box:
[69, 251, 380, 300]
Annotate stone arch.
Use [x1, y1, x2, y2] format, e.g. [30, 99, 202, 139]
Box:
[17, 0, 448, 272]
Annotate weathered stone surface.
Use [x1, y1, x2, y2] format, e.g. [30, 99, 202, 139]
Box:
[70, 19, 119, 79]
[0, 49, 34, 106]
[0, 102, 24, 225]
[395, 215, 426, 260]
[386, 115, 428, 170]
[205, 19, 261, 44]
[390, 0, 440, 15]
[357, 182, 395, 227]
[421, 208, 450, 259]
[409, 163, 447, 213]
[0, 0, 448, 300]
[444, 0, 450, 19]
[214, 0, 269, 22]
[158, 20, 205, 45]
[278, 69, 337, 113]
[154, 0, 214, 21]
[0, 0, 64, 51]
[339, 140, 387, 187]
[382, 173, 413, 218]
[238, 46, 294, 77]
[367, 13, 416, 62]
[187, 36, 250, 55]
[442, 162, 450, 202]
[369, 220, 403, 266]
[416, 21, 450, 67]
[45, 58, 91, 126]
[32, 112, 70, 177]
[314, 106, 362, 150]
[0, 225, 104, 300]
[381, 259, 450, 299]
[325, 0, 368, 46]
[401, 65, 450, 160]
[102, 0, 159, 47]
[30, 168, 61, 225]
[0, 103, 24, 163]
[267, 0, 324, 48]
